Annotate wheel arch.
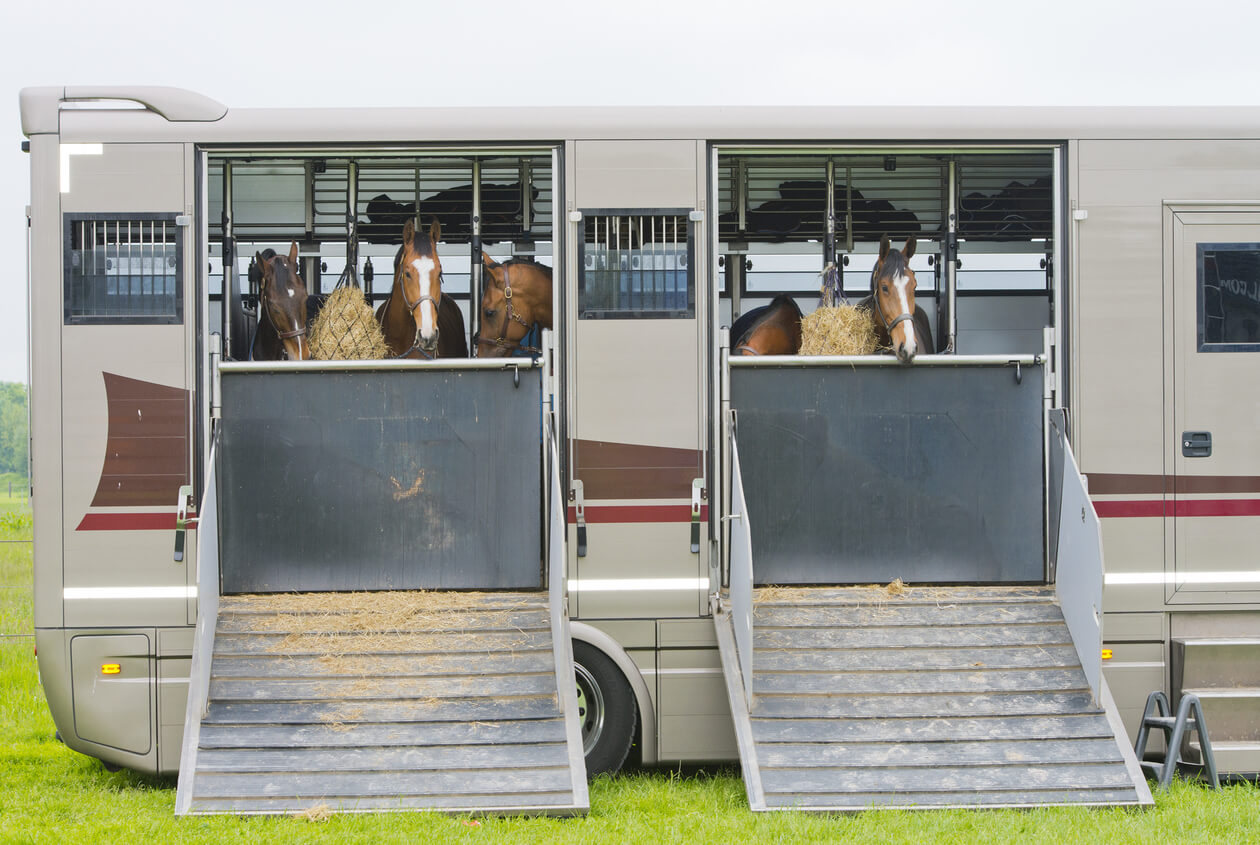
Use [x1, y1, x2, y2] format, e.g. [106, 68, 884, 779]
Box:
[569, 621, 657, 765]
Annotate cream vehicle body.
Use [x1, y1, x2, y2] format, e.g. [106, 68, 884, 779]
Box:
[20, 88, 1260, 808]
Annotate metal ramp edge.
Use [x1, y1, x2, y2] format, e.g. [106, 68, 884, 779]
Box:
[176, 428, 588, 816]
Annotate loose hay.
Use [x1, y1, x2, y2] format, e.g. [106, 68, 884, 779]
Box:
[799, 304, 879, 356]
[308, 286, 389, 360]
[296, 803, 333, 821]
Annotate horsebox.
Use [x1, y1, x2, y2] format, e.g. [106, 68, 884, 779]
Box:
[19, 86, 1260, 813]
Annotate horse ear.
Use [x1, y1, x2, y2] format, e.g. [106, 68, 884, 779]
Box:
[288, 241, 299, 265]
[402, 217, 415, 248]
[481, 250, 499, 269]
[429, 217, 442, 245]
[903, 237, 917, 260]
[482, 252, 503, 288]
[878, 235, 892, 262]
[254, 251, 267, 287]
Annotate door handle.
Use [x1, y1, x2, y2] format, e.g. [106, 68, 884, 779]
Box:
[174, 484, 194, 562]
[572, 480, 587, 558]
[1182, 431, 1212, 458]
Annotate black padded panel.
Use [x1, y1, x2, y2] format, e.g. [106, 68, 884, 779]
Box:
[732, 363, 1045, 585]
[217, 368, 542, 592]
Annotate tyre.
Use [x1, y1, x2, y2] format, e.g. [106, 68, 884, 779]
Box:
[572, 640, 637, 776]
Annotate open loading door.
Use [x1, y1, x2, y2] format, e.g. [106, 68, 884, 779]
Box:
[715, 355, 1151, 811]
[177, 359, 587, 815]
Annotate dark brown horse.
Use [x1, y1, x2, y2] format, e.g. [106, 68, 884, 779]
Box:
[251, 242, 310, 361]
[476, 252, 552, 357]
[730, 294, 802, 355]
[376, 218, 467, 358]
[856, 235, 935, 363]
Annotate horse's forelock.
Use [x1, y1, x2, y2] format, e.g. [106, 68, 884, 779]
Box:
[871, 248, 910, 291]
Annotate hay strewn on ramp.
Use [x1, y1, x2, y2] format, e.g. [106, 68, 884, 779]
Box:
[308, 286, 389, 360]
[799, 304, 879, 356]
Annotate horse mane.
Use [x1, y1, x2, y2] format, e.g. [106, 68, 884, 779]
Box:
[500, 256, 553, 274]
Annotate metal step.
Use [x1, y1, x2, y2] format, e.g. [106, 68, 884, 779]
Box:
[176, 591, 588, 816]
[717, 585, 1152, 811]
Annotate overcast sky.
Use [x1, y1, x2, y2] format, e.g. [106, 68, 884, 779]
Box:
[4, 0, 1260, 383]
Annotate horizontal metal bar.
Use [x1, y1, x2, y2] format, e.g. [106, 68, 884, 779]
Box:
[219, 358, 540, 374]
[728, 353, 1042, 368]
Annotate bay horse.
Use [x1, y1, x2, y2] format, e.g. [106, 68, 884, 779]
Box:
[376, 218, 468, 358]
[476, 252, 553, 357]
[250, 242, 310, 361]
[856, 235, 935, 363]
[730, 294, 802, 355]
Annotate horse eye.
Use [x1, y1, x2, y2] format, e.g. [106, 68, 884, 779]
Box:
[881, 285, 889, 293]
[484, 309, 497, 319]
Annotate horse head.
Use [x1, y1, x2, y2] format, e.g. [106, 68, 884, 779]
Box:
[871, 235, 921, 364]
[255, 241, 309, 360]
[476, 252, 551, 357]
[395, 217, 444, 357]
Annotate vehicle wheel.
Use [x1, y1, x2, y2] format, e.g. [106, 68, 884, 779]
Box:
[572, 640, 637, 776]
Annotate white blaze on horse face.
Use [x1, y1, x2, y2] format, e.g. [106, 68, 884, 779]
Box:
[894, 270, 917, 357]
[411, 257, 436, 341]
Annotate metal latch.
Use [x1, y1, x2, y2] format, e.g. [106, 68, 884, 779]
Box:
[174, 484, 194, 562]
[1182, 431, 1212, 458]
[573, 480, 587, 557]
[690, 478, 705, 554]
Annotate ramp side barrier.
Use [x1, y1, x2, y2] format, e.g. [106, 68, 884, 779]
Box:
[175, 435, 220, 816]
[727, 432, 754, 702]
[548, 419, 591, 803]
[1049, 411, 1104, 701]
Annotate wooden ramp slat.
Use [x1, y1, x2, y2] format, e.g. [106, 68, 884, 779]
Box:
[717, 585, 1151, 811]
[178, 591, 587, 816]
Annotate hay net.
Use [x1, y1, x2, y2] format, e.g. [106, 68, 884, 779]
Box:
[308, 285, 389, 360]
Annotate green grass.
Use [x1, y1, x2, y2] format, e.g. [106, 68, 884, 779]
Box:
[1, 529, 1258, 843]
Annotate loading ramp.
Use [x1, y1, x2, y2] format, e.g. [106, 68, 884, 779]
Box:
[715, 354, 1151, 811]
[177, 359, 588, 816]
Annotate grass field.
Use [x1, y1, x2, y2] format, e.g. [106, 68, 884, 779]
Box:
[1, 508, 1256, 843]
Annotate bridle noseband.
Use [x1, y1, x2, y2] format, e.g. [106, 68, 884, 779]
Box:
[479, 262, 541, 357]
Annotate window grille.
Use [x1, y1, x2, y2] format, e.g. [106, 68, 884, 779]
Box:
[65, 214, 182, 324]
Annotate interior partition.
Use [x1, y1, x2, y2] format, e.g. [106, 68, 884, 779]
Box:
[216, 362, 543, 592]
[730, 357, 1046, 585]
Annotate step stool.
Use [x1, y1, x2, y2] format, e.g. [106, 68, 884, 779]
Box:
[1133, 690, 1220, 790]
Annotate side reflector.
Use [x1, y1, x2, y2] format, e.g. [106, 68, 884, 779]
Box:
[100, 663, 121, 675]
[1101, 649, 1113, 660]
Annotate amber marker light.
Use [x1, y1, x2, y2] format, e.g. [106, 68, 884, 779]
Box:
[100, 664, 121, 675]
[1101, 649, 1113, 660]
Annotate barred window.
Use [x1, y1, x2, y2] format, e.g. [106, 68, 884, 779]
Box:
[65, 214, 183, 324]
[579, 211, 693, 319]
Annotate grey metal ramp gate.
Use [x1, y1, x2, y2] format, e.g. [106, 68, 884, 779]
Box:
[714, 355, 1151, 811]
[177, 359, 588, 816]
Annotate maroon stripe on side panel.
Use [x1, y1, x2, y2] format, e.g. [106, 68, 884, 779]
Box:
[90, 373, 190, 508]
[76, 512, 178, 531]
[1094, 499, 1260, 518]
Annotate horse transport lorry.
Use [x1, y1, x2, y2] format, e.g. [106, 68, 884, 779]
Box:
[19, 86, 1259, 811]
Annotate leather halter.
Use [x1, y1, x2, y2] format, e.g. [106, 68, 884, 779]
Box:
[479, 263, 541, 357]
[390, 253, 441, 359]
[871, 261, 915, 339]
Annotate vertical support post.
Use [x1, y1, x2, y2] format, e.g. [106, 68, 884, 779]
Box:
[735, 157, 747, 234]
[220, 161, 234, 359]
[303, 160, 318, 295]
[520, 158, 532, 235]
[824, 158, 836, 270]
[946, 159, 959, 353]
[470, 159, 482, 350]
[346, 160, 362, 294]
[1051, 145, 1065, 407]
